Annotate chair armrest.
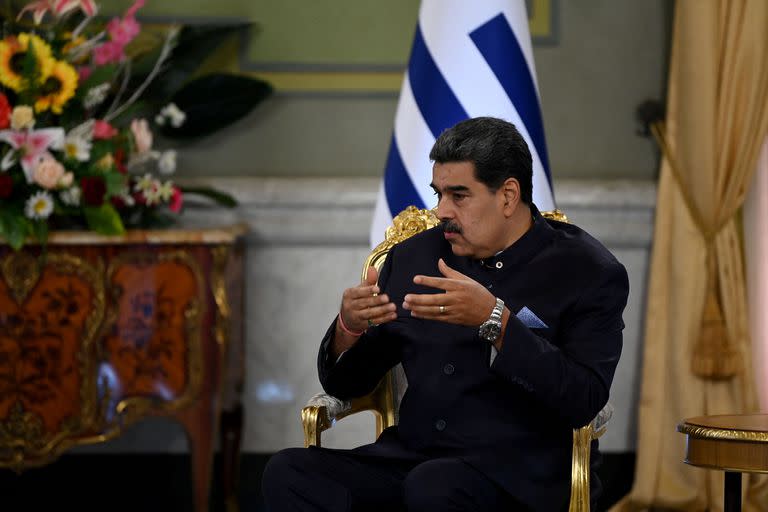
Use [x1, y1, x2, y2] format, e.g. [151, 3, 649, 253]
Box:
[569, 402, 614, 512]
[591, 402, 614, 439]
[301, 383, 396, 447]
[307, 393, 352, 419]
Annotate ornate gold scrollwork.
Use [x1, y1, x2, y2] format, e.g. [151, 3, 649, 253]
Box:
[212, 245, 232, 351]
[0, 252, 105, 469]
[678, 423, 768, 443]
[1, 252, 41, 304]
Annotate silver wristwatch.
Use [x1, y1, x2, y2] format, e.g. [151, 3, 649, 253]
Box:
[478, 297, 504, 343]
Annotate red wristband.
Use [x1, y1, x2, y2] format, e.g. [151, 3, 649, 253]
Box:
[338, 310, 365, 337]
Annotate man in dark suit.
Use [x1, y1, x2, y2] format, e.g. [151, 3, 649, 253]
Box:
[262, 117, 629, 511]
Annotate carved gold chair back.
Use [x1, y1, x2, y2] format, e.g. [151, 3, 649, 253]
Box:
[301, 206, 607, 512]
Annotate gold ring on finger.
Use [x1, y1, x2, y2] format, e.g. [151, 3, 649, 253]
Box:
[439, 305, 446, 314]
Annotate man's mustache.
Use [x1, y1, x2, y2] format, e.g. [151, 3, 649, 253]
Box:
[441, 221, 462, 234]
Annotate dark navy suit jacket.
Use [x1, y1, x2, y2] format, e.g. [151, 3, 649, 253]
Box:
[318, 206, 629, 511]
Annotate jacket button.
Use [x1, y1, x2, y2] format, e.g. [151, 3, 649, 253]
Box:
[443, 363, 455, 375]
[435, 419, 447, 431]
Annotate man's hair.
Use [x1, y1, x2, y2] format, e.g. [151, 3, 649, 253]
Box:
[429, 117, 533, 204]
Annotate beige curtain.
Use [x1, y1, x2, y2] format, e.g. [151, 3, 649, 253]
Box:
[614, 1, 768, 511]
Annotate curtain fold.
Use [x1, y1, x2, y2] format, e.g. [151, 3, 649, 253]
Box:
[614, 0, 768, 510]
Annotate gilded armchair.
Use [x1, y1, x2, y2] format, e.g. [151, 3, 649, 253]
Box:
[301, 206, 613, 512]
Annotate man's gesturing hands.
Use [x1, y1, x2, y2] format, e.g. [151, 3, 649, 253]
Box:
[403, 258, 497, 328]
[332, 259, 504, 358]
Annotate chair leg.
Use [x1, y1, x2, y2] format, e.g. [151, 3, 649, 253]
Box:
[220, 403, 243, 512]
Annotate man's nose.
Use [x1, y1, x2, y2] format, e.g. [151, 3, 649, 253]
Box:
[436, 198, 453, 220]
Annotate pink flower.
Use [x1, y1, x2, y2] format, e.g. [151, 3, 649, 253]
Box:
[54, 0, 97, 17]
[0, 128, 65, 183]
[93, 41, 125, 66]
[169, 186, 183, 213]
[18, 0, 97, 24]
[93, 120, 118, 140]
[130, 119, 152, 153]
[107, 15, 140, 46]
[32, 156, 66, 190]
[125, 0, 145, 18]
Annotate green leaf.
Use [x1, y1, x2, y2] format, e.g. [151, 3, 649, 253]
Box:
[161, 73, 272, 138]
[77, 64, 119, 97]
[103, 171, 127, 197]
[179, 185, 237, 208]
[30, 219, 48, 244]
[136, 24, 249, 102]
[0, 211, 31, 250]
[83, 204, 125, 235]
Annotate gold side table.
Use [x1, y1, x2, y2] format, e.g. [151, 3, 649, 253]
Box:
[678, 414, 768, 512]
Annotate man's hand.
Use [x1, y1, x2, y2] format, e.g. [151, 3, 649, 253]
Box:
[332, 267, 397, 358]
[403, 259, 497, 327]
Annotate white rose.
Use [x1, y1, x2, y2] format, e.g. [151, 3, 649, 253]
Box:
[158, 150, 176, 175]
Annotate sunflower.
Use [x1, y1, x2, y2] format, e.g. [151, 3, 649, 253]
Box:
[34, 60, 78, 114]
[0, 33, 54, 92]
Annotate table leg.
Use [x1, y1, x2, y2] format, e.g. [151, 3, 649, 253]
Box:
[724, 471, 742, 512]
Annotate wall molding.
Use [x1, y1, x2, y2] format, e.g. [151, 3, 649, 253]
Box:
[178, 177, 657, 248]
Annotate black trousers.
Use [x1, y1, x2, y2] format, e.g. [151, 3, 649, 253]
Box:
[261, 446, 528, 512]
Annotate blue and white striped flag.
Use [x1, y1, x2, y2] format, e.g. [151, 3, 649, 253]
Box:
[370, 0, 555, 247]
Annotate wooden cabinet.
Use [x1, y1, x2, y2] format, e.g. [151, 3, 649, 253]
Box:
[0, 224, 247, 512]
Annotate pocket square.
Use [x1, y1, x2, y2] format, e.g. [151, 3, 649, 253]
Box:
[516, 306, 548, 328]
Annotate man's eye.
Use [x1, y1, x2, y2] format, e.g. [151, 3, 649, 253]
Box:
[454, 194, 466, 201]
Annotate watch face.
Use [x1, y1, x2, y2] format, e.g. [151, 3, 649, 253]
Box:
[480, 321, 501, 342]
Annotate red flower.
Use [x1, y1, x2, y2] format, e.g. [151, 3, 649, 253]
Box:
[81, 177, 106, 206]
[93, 120, 118, 140]
[110, 195, 126, 209]
[0, 93, 11, 130]
[0, 174, 12, 198]
[169, 186, 183, 213]
[114, 148, 127, 174]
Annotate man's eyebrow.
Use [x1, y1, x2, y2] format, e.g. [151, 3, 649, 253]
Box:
[430, 183, 470, 193]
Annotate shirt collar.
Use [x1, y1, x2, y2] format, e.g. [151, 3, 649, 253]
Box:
[474, 203, 555, 271]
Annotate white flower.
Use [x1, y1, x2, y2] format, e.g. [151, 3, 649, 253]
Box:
[25, 191, 54, 219]
[133, 173, 155, 193]
[60, 186, 81, 206]
[158, 150, 176, 175]
[143, 184, 162, 206]
[63, 132, 92, 162]
[158, 103, 186, 128]
[120, 191, 135, 207]
[83, 83, 111, 109]
[158, 180, 174, 202]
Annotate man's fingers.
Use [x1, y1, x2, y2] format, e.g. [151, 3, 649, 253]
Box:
[365, 303, 397, 321]
[368, 311, 398, 326]
[438, 258, 466, 279]
[403, 292, 449, 307]
[364, 266, 378, 286]
[351, 294, 392, 310]
[412, 275, 456, 290]
[406, 303, 451, 319]
[345, 284, 380, 300]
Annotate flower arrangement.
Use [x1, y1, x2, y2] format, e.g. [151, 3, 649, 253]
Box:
[0, 0, 271, 249]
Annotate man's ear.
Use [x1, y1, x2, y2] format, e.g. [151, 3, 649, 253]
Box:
[501, 178, 520, 215]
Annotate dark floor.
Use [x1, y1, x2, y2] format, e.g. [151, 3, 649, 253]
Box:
[0, 452, 635, 511]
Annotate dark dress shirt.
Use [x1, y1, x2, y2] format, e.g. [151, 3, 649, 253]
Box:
[318, 204, 630, 511]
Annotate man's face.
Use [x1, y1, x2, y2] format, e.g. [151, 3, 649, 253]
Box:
[431, 161, 513, 259]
